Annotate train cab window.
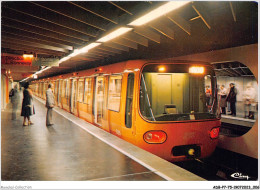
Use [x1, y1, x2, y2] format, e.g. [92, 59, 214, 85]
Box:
[125, 73, 135, 128]
[139, 64, 218, 122]
[108, 75, 122, 112]
[84, 78, 92, 105]
[78, 79, 84, 103]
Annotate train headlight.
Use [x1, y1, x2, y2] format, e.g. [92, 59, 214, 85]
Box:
[188, 148, 195, 156]
[158, 66, 166, 72]
[143, 131, 167, 144]
[209, 127, 220, 139]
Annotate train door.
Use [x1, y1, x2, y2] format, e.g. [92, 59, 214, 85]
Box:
[57, 80, 61, 106]
[54, 81, 58, 104]
[94, 76, 104, 125]
[123, 73, 136, 141]
[59, 79, 64, 108]
[64, 79, 71, 111]
[43, 82, 48, 99]
[71, 79, 78, 115]
[68, 79, 73, 112]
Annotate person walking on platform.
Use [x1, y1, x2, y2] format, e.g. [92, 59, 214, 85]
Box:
[10, 84, 20, 120]
[226, 83, 237, 116]
[218, 85, 227, 114]
[21, 82, 35, 126]
[46, 83, 55, 126]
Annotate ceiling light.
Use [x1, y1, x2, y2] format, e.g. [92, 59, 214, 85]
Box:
[69, 49, 81, 57]
[80, 43, 101, 53]
[42, 66, 51, 71]
[59, 56, 71, 63]
[20, 77, 30, 82]
[128, 1, 190, 26]
[23, 54, 34, 58]
[97, 27, 133, 43]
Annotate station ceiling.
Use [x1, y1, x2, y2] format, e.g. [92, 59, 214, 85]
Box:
[1, 1, 258, 82]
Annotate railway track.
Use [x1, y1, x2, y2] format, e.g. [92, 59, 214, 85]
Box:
[174, 148, 258, 181]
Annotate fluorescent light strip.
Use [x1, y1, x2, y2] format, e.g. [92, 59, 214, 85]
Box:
[32, 66, 51, 80]
[59, 56, 71, 63]
[59, 43, 101, 64]
[23, 54, 34, 58]
[128, 1, 190, 26]
[68, 49, 81, 57]
[80, 43, 101, 53]
[57, 2, 189, 65]
[20, 77, 29, 82]
[97, 27, 133, 42]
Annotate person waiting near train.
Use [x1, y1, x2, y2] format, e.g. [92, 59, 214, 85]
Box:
[205, 85, 212, 106]
[21, 82, 35, 126]
[226, 83, 237, 116]
[243, 82, 256, 119]
[46, 83, 55, 126]
[218, 85, 227, 114]
[10, 84, 20, 120]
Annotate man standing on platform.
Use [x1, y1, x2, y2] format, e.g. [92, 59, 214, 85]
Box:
[46, 83, 55, 126]
[226, 83, 237, 116]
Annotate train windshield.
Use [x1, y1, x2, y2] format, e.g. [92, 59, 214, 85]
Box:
[139, 64, 218, 121]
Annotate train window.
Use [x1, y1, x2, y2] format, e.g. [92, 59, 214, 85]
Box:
[95, 77, 105, 124]
[84, 78, 92, 105]
[78, 79, 84, 103]
[139, 64, 218, 121]
[54, 81, 58, 96]
[44, 83, 48, 98]
[108, 75, 122, 112]
[65, 80, 69, 99]
[125, 73, 135, 128]
[61, 80, 66, 98]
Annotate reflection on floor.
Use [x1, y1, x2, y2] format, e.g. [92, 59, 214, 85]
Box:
[1, 97, 164, 181]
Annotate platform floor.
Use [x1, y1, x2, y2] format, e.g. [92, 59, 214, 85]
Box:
[2, 94, 204, 181]
[2, 98, 165, 181]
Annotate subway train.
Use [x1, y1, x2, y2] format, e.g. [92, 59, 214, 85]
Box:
[31, 60, 221, 162]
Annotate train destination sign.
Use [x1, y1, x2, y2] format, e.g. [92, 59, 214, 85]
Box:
[32, 57, 59, 66]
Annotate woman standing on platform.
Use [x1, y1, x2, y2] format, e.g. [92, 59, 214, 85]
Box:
[218, 85, 227, 114]
[21, 82, 35, 126]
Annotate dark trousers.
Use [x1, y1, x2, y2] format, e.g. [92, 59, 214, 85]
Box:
[230, 102, 236, 116]
[221, 107, 226, 114]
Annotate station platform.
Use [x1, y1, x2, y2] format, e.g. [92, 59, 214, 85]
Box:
[221, 115, 255, 127]
[1, 94, 204, 181]
[219, 103, 256, 136]
[220, 101, 257, 127]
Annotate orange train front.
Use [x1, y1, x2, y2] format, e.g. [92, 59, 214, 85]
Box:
[31, 60, 221, 162]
